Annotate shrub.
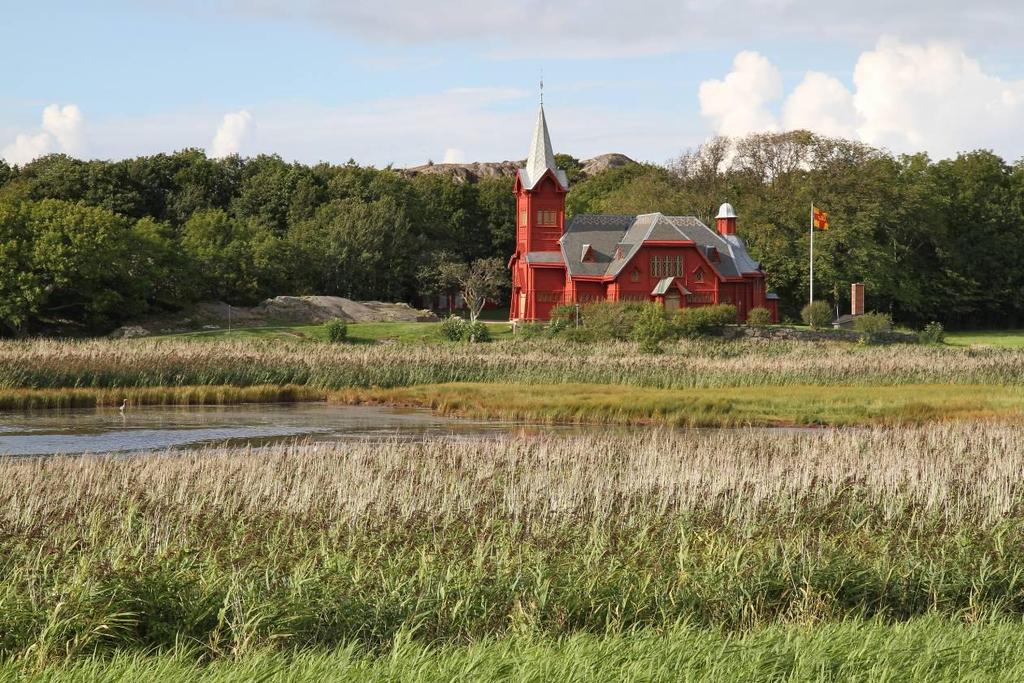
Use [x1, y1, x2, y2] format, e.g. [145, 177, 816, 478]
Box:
[440, 315, 467, 342]
[801, 301, 833, 330]
[854, 312, 893, 343]
[514, 322, 546, 340]
[550, 304, 578, 324]
[324, 319, 348, 343]
[674, 304, 738, 338]
[631, 304, 671, 353]
[918, 321, 945, 345]
[580, 302, 645, 341]
[746, 307, 772, 327]
[464, 320, 491, 343]
[547, 318, 570, 336]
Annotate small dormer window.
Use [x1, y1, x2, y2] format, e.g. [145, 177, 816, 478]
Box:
[614, 246, 625, 260]
[581, 244, 596, 263]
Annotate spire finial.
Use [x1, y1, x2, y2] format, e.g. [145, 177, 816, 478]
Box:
[539, 71, 544, 105]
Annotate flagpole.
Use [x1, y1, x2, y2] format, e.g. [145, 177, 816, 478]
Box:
[809, 202, 814, 305]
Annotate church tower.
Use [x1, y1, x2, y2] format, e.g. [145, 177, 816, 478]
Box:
[510, 104, 568, 320]
[514, 104, 568, 254]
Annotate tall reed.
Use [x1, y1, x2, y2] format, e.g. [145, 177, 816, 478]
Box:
[4, 424, 1024, 664]
[1, 337, 1023, 390]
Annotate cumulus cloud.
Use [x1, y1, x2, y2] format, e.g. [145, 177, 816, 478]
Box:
[698, 52, 782, 138]
[210, 110, 252, 158]
[699, 39, 1024, 159]
[1, 104, 85, 165]
[442, 147, 466, 164]
[782, 72, 858, 139]
[852, 39, 1024, 157]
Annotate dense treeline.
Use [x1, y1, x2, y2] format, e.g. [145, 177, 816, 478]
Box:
[1, 131, 1022, 335]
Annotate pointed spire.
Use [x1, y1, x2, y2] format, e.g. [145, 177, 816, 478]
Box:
[521, 104, 567, 190]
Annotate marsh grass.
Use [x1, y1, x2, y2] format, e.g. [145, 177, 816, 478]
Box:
[3, 337, 1024, 391]
[0, 384, 325, 410]
[339, 381, 1024, 426]
[7, 618, 1024, 682]
[4, 424, 1024, 667]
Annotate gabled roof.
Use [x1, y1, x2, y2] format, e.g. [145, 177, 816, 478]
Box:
[518, 105, 569, 191]
[558, 212, 763, 280]
[651, 277, 692, 296]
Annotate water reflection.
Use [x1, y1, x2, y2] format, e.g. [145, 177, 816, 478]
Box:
[0, 403, 563, 456]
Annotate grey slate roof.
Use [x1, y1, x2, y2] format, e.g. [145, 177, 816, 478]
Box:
[558, 212, 763, 279]
[524, 251, 565, 264]
[518, 105, 569, 191]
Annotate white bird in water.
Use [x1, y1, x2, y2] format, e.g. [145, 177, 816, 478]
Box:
[118, 399, 128, 412]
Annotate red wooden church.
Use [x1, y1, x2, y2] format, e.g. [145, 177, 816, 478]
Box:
[509, 105, 779, 322]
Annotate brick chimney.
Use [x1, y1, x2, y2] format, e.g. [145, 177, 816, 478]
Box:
[715, 202, 737, 236]
[851, 282, 865, 316]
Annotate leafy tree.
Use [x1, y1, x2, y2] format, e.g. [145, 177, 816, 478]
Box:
[290, 197, 413, 301]
[429, 257, 506, 323]
[180, 209, 280, 304]
[477, 177, 516, 257]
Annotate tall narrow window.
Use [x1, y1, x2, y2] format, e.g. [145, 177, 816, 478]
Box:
[675, 255, 682, 276]
[519, 210, 527, 226]
[650, 256, 659, 277]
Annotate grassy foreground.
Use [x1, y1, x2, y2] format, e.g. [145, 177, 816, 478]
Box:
[6, 619, 1024, 682]
[5, 424, 1024, 673]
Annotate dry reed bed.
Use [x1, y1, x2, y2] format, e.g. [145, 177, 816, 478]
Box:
[5, 424, 1024, 661]
[4, 423, 1023, 526]
[2, 337, 1024, 390]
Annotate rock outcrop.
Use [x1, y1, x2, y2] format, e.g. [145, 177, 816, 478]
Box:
[403, 153, 637, 184]
[111, 296, 437, 337]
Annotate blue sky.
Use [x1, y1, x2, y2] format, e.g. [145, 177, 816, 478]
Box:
[3, 1, 1023, 166]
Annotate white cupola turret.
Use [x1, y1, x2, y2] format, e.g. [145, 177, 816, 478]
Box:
[716, 202, 737, 235]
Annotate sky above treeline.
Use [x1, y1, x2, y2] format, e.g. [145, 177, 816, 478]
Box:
[2, 1, 1023, 167]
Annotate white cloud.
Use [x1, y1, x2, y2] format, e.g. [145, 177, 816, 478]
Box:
[699, 40, 1024, 160]
[852, 39, 1024, 157]
[209, 109, 252, 158]
[1, 104, 85, 165]
[442, 147, 466, 163]
[42, 104, 85, 155]
[219, 0, 1024, 56]
[782, 72, 858, 139]
[698, 51, 782, 138]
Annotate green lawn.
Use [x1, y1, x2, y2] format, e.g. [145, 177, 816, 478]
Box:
[159, 320, 514, 343]
[946, 329, 1024, 349]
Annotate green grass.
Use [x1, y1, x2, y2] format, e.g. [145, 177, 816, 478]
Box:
[4, 425, 1024, 670]
[160, 321, 514, 343]
[7, 619, 1024, 682]
[341, 381, 1024, 426]
[946, 329, 1024, 349]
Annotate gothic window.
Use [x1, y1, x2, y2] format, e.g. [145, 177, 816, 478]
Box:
[650, 256, 659, 277]
[694, 268, 705, 283]
[675, 255, 683, 276]
[631, 269, 639, 283]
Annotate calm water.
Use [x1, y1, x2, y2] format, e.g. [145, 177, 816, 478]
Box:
[0, 403, 571, 456]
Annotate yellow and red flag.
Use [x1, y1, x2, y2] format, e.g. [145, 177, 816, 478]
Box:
[812, 207, 830, 231]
